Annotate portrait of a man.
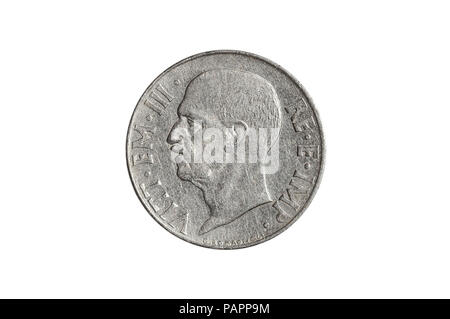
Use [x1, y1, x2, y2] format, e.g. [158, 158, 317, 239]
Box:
[167, 69, 282, 235]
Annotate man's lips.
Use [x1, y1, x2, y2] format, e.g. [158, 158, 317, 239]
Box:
[170, 144, 189, 165]
[170, 144, 184, 154]
[175, 154, 188, 164]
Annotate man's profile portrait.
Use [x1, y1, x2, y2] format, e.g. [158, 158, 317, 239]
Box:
[167, 69, 282, 235]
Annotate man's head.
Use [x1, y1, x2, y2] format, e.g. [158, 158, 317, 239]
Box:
[167, 69, 281, 233]
[168, 68, 281, 182]
[179, 69, 281, 128]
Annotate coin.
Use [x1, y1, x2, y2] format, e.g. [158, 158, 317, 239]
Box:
[126, 50, 324, 249]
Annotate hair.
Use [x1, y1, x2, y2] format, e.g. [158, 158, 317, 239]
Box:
[182, 69, 281, 128]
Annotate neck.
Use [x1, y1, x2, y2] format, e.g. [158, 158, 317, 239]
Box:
[197, 171, 269, 235]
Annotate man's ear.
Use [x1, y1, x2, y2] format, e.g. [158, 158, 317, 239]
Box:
[231, 120, 248, 144]
[223, 120, 248, 155]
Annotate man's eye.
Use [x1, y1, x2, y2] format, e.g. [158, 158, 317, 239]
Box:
[186, 118, 194, 127]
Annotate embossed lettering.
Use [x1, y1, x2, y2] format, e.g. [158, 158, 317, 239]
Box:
[297, 145, 320, 159]
[131, 125, 158, 166]
[132, 125, 156, 149]
[143, 84, 174, 116]
[274, 170, 315, 223]
[132, 151, 154, 166]
[139, 180, 188, 234]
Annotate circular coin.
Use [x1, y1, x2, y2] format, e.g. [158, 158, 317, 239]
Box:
[126, 50, 324, 249]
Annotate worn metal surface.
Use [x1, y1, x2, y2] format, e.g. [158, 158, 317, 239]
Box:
[126, 50, 324, 249]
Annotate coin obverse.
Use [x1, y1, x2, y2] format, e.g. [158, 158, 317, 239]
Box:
[126, 50, 324, 249]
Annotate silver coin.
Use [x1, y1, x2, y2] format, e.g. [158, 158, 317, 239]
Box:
[126, 50, 324, 249]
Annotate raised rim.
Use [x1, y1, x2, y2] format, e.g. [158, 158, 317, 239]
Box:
[126, 50, 325, 250]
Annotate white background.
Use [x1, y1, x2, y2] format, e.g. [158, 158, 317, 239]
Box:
[0, 0, 449, 298]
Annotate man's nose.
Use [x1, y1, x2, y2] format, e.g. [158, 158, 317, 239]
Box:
[167, 119, 183, 144]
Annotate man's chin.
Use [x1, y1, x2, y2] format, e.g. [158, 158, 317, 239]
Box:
[176, 163, 193, 181]
[176, 164, 209, 187]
